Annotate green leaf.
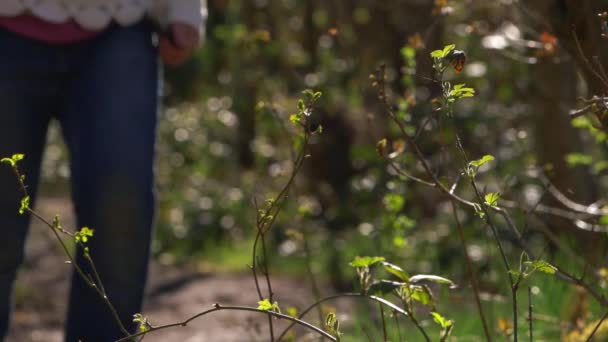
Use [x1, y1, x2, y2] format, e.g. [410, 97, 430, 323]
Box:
[593, 160, 608, 173]
[442, 44, 456, 57]
[349, 256, 385, 268]
[565, 153, 593, 167]
[2, 153, 25, 167]
[19, 196, 30, 215]
[1, 158, 14, 167]
[431, 312, 453, 329]
[409, 274, 455, 287]
[133, 313, 150, 333]
[325, 312, 342, 337]
[75, 226, 95, 244]
[257, 299, 280, 312]
[430, 49, 444, 58]
[382, 262, 410, 281]
[289, 114, 301, 125]
[524, 260, 557, 275]
[286, 306, 298, 317]
[393, 235, 407, 247]
[383, 194, 405, 212]
[297, 99, 305, 112]
[410, 285, 432, 305]
[508, 269, 522, 278]
[302, 89, 315, 97]
[572, 116, 592, 129]
[469, 155, 495, 168]
[393, 215, 415, 231]
[484, 192, 500, 206]
[401, 46, 416, 60]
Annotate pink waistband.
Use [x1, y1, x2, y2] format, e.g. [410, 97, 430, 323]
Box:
[0, 14, 100, 44]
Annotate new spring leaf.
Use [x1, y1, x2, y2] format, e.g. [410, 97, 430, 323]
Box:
[469, 155, 495, 168]
[75, 227, 95, 244]
[258, 299, 281, 313]
[484, 192, 500, 207]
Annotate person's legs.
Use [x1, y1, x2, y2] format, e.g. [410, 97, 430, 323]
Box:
[59, 22, 160, 342]
[0, 29, 62, 339]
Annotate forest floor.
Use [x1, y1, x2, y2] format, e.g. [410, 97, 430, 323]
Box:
[6, 197, 342, 342]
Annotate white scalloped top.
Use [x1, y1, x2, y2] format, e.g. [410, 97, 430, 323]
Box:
[0, 0, 205, 31]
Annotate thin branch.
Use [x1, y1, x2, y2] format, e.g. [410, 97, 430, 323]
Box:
[537, 172, 608, 216]
[250, 132, 310, 341]
[406, 308, 431, 342]
[373, 65, 608, 312]
[6, 163, 130, 337]
[116, 304, 337, 342]
[572, 28, 608, 90]
[450, 200, 492, 341]
[276, 293, 410, 341]
[585, 310, 608, 342]
[261, 235, 275, 342]
[302, 232, 325, 340]
[379, 303, 388, 342]
[528, 286, 533, 342]
[393, 311, 402, 342]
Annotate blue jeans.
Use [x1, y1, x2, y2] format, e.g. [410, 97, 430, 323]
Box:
[0, 21, 159, 341]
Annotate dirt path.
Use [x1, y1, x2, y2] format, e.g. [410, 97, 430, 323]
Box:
[6, 197, 336, 342]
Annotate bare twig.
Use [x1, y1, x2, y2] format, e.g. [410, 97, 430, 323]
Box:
[450, 200, 492, 341]
[572, 29, 608, 89]
[276, 293, 410, 341]
[393, 311, 402, 342]
[585, 310, 608, 342]
[116, 304, 337, 342]
[379, 303, 388, 342]
[250, 130, 310, 341]
[5, 162, 130, 337]
[528, 286, 533, 342]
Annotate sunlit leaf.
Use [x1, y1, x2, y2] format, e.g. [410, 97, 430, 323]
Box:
[431, 312, 453, 328]
[382, 262, 410, 281]
[442, 44, 456, 57]
[349, 256, 385, 268]
[258, 299, 280, 312]
[469, 155, 495, 168]
[75, 226, 95, 244]
[19, 196, 30, 215]
[430, 49, 444, 58]
[133, 313, 150, 333]
[410, 285, 432, 305]
[565, 153, 593, 167]
[0, 158, 14, 167]
[484, 192, 500, 206]
[325, 312, 342, 337]
[393, 215, 415, 231]
[409, 274, 455, 287]
[524, 260, 557, 275]
[383, 194, 405, 212]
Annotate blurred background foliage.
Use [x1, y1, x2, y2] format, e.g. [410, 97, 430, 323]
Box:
[38, 0, 608, 338]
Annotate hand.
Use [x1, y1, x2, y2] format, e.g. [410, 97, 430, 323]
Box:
[159, 22, 200, 66]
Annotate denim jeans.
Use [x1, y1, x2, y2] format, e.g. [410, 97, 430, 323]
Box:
[0, 21, 159, 341]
